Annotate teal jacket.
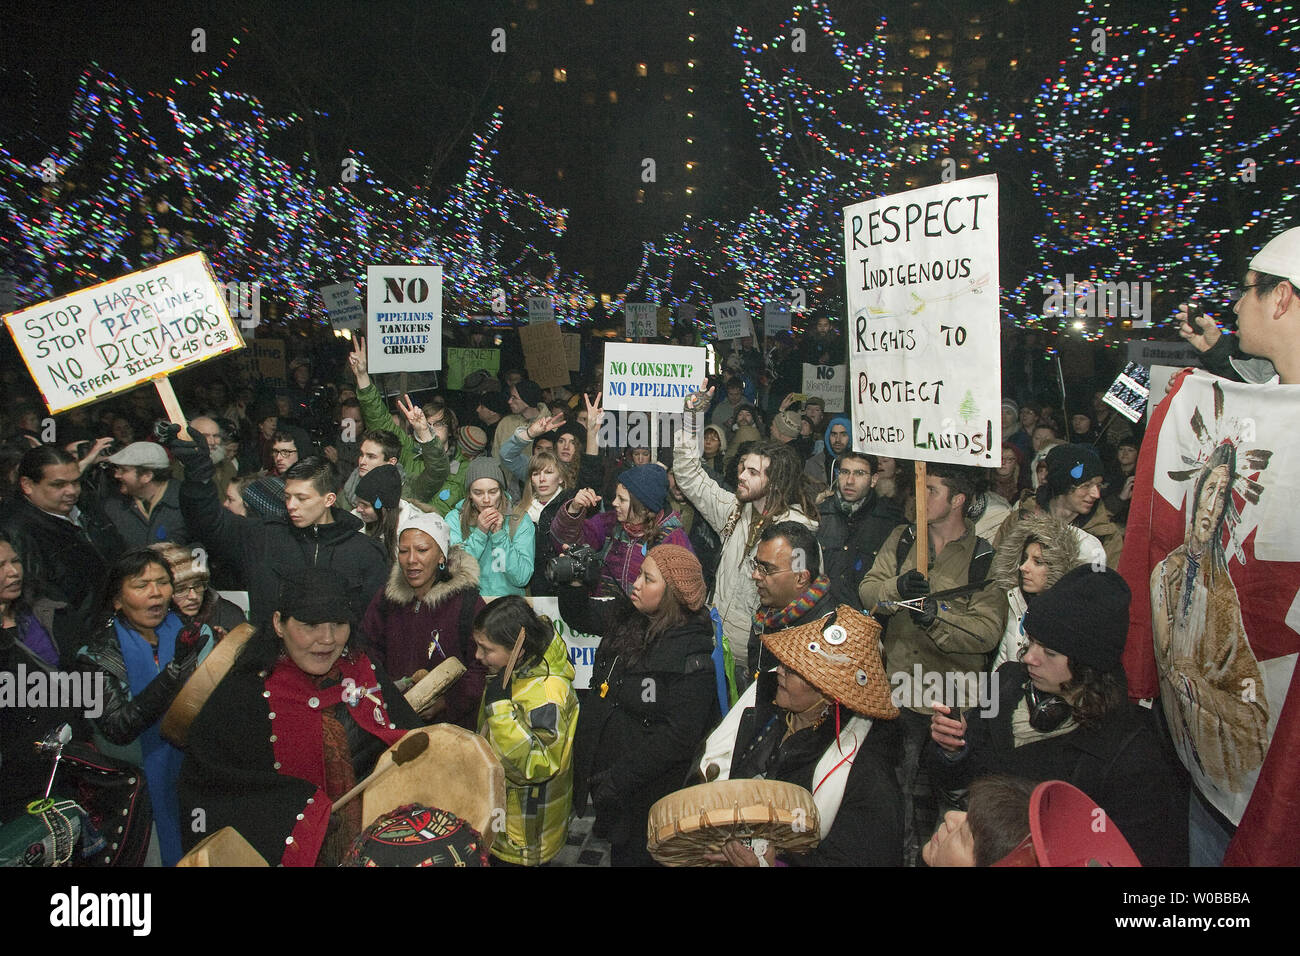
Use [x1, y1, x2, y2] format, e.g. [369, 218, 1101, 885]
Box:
[448, 498, 536, 597]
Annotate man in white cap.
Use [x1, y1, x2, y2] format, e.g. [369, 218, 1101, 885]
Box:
[1178, 227, 1300, 384]
[103, 441, 190, 548]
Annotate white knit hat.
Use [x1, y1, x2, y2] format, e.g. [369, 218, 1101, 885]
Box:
[1249, 227, 1300, 286]
[397, 511, 451, 557]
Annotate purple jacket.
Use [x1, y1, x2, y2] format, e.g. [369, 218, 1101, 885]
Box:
[550, 505, 693, 595]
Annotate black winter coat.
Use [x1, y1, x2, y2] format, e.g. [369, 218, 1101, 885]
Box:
[177, 447, 388, 626]
[817, 490, 905, 612]
[529, 489, 576, 597]
[929, 662, 1183, 866]
[0, 496, 124, 662]
[559, 584, 719, 864]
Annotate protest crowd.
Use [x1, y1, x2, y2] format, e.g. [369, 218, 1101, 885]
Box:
[1, 226, 1299, 869]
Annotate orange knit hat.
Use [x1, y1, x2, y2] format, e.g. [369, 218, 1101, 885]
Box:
[646, 544, 706, 612]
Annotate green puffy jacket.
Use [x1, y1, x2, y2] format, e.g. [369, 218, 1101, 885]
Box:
[355, 383, 450, 506]
[477, 633, 578, 865]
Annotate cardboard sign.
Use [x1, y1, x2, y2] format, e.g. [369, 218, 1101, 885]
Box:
[366, 264, 442, 373]
[764, 301, 792, 335]
[625, 302, 656, 337]
[527, 296, 554, 324]
[445, 348, 500, 390]
[528, 596, 602, 690]
[231, 338, 287, 389]
[561, 333, 583, 371]
[319, 281, 363, 331]
[518, 321, 570, 389]
[656, 305, 673, 338]
[2, 252, 244, 414]
[801, 363, 847, 413]
[843, 174, 1001, 465]
[711, 300, 752, 340]
[603, 342, 706, 413]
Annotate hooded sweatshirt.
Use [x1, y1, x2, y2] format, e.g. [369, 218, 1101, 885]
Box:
[805, 415, 851, 487]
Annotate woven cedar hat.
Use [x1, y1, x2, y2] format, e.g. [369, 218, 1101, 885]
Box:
[761, 604, 898, 719]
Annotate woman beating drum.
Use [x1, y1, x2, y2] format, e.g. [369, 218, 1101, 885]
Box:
[178, 567, 422, 866]
[687, 604, 904, 866]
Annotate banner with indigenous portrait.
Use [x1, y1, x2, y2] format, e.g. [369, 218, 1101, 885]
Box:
[1119, 369, 1300, 865]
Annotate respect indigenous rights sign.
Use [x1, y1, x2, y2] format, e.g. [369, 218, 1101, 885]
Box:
[842, 175, 1001, 466]
[2, 252, 244, 414]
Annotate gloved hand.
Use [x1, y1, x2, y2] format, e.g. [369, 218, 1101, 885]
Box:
[170, 438, 214, 484]
[588, 769, 620, 816]
[167, 623, 207, 677]
[482, 670, 510, 706]
[897, 569, 930, 600]
[910, 597, 938, 628]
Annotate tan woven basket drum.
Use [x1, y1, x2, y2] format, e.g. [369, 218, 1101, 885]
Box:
[161, 622, 255, 747]
[647, 779, 820, 866]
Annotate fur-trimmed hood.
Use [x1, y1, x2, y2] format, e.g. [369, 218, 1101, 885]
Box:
[383, 544, 480, 609]
[992, 511, 1085, 592]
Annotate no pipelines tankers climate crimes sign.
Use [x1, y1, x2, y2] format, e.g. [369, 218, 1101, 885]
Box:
[1, 252, 244, 414]
[366, 264, 442, 374]
[842, 174, 1001, 467]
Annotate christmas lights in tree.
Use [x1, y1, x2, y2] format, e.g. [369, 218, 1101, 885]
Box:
[1007, 0, 1300, 342]
[0, 39, 592, 324]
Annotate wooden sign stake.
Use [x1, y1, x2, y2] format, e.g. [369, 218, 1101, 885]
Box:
[914, 461, 928, 578]
[155, 377, 192, 442]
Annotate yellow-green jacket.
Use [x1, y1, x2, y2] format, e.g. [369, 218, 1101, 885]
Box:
[477, 632, 578, 865]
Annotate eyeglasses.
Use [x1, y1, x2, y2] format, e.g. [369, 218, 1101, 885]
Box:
[1234, 282, 1265, 300]
[271, 448, 297, 458]
[176, 584, 207, 596]
[747, 558, 794, 578]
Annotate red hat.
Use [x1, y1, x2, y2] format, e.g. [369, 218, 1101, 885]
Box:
[993, 780, 1141, 867]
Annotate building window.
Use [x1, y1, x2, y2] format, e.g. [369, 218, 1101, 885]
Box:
[636, 189, 645, 203]
[636, 62, 648, 77]
[553, 67, 567, 82]
[608, 89, 618, 103]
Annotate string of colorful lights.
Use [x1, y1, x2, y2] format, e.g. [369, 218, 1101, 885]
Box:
[0, 33, 594, 325]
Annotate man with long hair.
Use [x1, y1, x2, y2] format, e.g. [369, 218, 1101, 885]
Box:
[674, 385, 819, 703]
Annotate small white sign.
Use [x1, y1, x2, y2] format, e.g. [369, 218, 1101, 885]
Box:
[319, 281, 363, 331]
[527, 296, 554, 324]
[802, 363, 847, 413]
[711, 300, 752, 340]
[763, 301, 792, 335]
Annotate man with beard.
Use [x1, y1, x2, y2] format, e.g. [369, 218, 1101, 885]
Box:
[674, 386, 819, 702]
[103, 441, 190, 549]
[805, 416, 851, 489]
[185, 416, 237, 498]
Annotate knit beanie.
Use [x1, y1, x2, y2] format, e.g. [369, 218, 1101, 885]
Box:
[646, 544, 706, 612]
[1001, 398, 1019, 418]
[466, 457, 506, 492]
[557, 421, 587, 448]
[618, 463, 669, 514]
[478, 392, 511, 418]
[397, 510, 451, 558]
[1044, 443, 1103, 499]
[514, 379, 543, 408]
[773, 410, 802, 439]
[1021, 565, 1130, 672]
[356, 463, 402, 511]
[242, 475, 289, 520]
[458, 425, 487, 457]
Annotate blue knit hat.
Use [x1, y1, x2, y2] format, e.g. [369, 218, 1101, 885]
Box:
[618, 463, 668, 514]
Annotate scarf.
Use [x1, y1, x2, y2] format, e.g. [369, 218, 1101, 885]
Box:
[834, 490, 867, 518]
[754, 575, 831, 630]
[116, 612, 188, 866]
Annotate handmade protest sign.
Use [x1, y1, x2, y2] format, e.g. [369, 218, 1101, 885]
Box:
[527, 296, 554, 324]
[518, 321, 570, 388]
[319, 281, 363, 331]
[802, 364, 847, 413]
[3, 251, 244, 414]
[445, 347, 500, 390]
[625, 302, 656, 337]
[843, 174, 1001, 466]
[656, 305, 673, 338]
[711, 300, 752, 340]
[764, 301, 792, 336]
[366, 264, 442, 373]
[603, 342, 706, 414]
[231, 338, 287, 390]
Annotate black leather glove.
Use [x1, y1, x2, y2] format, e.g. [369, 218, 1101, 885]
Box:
[168, 623, 207, 677]
[170, 438, 214, 484]
[897, 569, 930, 600]
[910, 597, 938, 628]
[482, 670, 510, 706]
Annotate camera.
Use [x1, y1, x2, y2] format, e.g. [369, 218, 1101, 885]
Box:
[546, 544, 604, 588]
